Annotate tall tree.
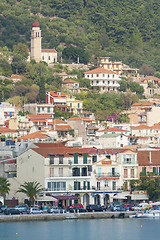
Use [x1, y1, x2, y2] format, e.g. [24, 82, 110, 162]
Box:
[0, 177, 10, 201]
[17, 181, 44, 206]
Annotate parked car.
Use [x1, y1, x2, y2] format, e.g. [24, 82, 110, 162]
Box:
[27, 207, 43, 214]
[0, 205, 7, 213]
[15, 204, 28, 213]
[111, 205, 126, 211]
[47, 207, 66, 214]
[86, 205, 105, 212]
[68, 203, 83, 210]
[69, 207, 87, 213]
[4, 208, 21, 215]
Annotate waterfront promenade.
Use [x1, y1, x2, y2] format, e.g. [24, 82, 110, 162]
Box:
[0, 211, 134, 222]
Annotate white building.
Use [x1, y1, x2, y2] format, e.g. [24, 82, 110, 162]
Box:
[84, 67, 120, 93]
[29, 20, 57, 64]
[0, 102, 15, 126]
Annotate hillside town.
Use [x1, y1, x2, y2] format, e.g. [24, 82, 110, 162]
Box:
[1, 20, 160, 210]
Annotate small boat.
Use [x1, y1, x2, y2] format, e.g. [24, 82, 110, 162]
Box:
[129, 210, 160, 218]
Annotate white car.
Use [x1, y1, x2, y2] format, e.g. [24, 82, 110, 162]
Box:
[27, 207, 43, 214]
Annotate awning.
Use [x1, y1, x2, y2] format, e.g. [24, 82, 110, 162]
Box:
[113, 194, 128, 200]
[46, 193, 78, 200]
[52, 195, 78, 200]
[36, 196, 57, 202]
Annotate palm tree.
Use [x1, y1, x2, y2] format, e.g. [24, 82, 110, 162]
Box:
[17, 181, 44, 206]
[0, 177, 10, 201]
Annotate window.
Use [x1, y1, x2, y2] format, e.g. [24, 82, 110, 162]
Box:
[50, 155, 54, 164]
[87, 75, 89, 78]
[131, 169, 134, 178]
[97, 181, 100, 190]
[47, 182, 66, 191]
[96, 81, 99, 84]
[97, 74, 99, 77]
[83, 154, 87, 164]
[74, 154, 78, 164]
[87, 181, 90, 190]
[59, 155, 64, 164]
[82, 167, 87, 176]
[70, 103, 72, 107]
[47, 107, 50, 113]
[42, 56, 44, 60]
[36, 32, 37, 37]
[113, 81, 114, 84]
[38, 107, 40, 113]
[108, 74, 109, 78]
[74, 181, 80, 190]
[83, 181, 86, 190]
[113, 75, 114, 78]
[42, 107, 44, 111]
[153, 167, 158, 174]
[108, 81, 110, 84]
[103, 81, 105, 84]
[97, 168, 101, 177]
[72, 167, 80, 176]
[112, 181, 116, 190]
[103, 74, 105, 77]
[59, 168, 63, 177]
[142, 167, 146, 176]
[78, 103, 80, 108]
[50, 168, 54, 177]
[38, 32, 39, 37]
[124, 169, 128, 178]
[91, 74, 93, 78]
[48, 56, 50, 60]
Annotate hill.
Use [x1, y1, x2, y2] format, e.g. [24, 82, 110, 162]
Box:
[1, 0, 160, 69]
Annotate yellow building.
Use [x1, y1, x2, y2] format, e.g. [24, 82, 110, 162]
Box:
[66, 95, 83, 115]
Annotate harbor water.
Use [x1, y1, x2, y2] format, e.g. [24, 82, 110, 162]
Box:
[0, 218, 160, 240]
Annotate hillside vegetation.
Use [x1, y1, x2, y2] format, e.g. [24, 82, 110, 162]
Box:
[1, 0, 160, 69]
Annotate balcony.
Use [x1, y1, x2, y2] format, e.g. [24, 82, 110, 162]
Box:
[96, 172, 120, 179]
[123, 160, 138, 164]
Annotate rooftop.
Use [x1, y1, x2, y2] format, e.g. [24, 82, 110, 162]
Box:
[84, 67, 116, 74]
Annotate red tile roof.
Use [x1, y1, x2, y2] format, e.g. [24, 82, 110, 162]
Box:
[32, 146, 88, 157]
[84, 67, 116, 74]
[0, 127, 16, 133]
[53, 119, 67, 124]
[131, 125, 151, 129]
[131, 102, 154, 107]
[63, 79, 78, 84]
[47, 91, 66, 97]
[18, 131, 48, 140]
[42, 49, 57, 53]
[97, 128, 129, 132]
[67, 117, 94, 122]
[141, 76, 160, 82]
[55, 125, 72, 131]
[27, 114, 53, 119]
[137, 151, 160, 166]
[32, 20, 40, 27]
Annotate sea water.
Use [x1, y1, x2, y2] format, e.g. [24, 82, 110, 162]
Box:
[0, 218, 159, 240]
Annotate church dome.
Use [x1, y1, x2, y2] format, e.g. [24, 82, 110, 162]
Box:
[32, 20, 40, 27]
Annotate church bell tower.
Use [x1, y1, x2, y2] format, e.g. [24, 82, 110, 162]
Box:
[30, 20, 42, 62]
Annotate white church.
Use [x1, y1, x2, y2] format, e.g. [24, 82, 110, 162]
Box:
[28, 20, 57, 64]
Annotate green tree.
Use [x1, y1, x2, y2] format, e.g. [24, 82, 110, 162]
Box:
[13, 43, 29, 59]
[11, 54, 27, 74]
[138, 174, 160, 201]
[17, 181, 44, 206]
[0, 177, 10, 201]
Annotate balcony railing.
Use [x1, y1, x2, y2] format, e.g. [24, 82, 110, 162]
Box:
[96, 173, 120, 179]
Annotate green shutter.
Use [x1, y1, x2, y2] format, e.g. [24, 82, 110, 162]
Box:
[78, 182, 80, 190]
[48, 182, 51, 190]
[74, 154, 78, 164]
[87, 181, 90, 190]
[74, 181, 77, 190]
[83, 181, 86, 190]
[83, 154, 87, 164]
